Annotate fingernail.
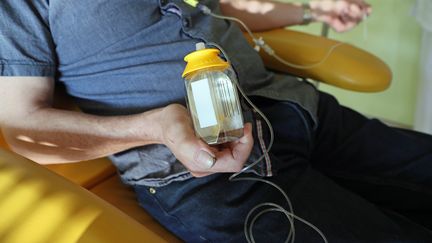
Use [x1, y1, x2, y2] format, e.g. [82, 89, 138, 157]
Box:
[196, 150, 216, 169]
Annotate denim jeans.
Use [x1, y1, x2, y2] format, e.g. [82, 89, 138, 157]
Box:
[134, 92, 432, 242]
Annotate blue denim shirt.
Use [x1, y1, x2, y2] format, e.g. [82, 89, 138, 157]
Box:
[0, 0, 318, 187]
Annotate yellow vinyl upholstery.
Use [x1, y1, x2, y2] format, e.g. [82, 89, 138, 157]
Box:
[90, 175, 181, 242]
[45, 159, 116, 189]
[0, 148, 173, 243]
[244, 28, 392, 92]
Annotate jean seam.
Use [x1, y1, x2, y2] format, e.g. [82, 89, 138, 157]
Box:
[143, 189, 211, 242]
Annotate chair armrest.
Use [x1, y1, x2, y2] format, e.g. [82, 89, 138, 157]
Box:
[245, 28, 392, 92]
[0, 148, 170, 243]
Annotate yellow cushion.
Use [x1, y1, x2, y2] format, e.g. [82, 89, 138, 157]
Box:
[45, 159, 116, 189]
[91, 175, 181, 242]
[245, 28, 392, 92]
[0, 148, 172, 243]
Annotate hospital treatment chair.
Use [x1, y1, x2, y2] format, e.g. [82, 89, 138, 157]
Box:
[0, 28, 391, 243]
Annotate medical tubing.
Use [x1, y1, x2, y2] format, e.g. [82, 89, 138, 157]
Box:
[232, 177, 295, 243]
[200, 5, 345, 70]
[207, 42, 275, 178]
[206, 42, 328, 243]
[247, 203, 328, 243]
[203, 6, 329, 243]
[272, 42, 344, 69]
[233, 177, 328, 243]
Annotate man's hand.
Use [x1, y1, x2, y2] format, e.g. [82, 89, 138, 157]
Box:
[310, 0, 372, 32]
[159, 104, 254, 177]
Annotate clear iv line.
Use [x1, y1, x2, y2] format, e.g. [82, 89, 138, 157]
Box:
[201, 4, 330, 243]
[207, 42, 274, 178]
[200, 5, 345, 70]
[208, 41, 328, 243]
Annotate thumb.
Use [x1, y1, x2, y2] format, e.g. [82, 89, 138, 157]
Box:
[175, 137, 216, 171]
[194, 149, 216, 170]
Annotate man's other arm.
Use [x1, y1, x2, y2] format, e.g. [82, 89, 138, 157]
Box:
[219, 0, 305, 31]
[219, 0, 371, 32]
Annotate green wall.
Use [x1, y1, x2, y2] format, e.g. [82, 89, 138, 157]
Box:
[289, 0, 422, 126]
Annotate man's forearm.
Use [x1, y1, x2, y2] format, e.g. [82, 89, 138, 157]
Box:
[219, 0, 305, 31]
[1, 107, 164, 164]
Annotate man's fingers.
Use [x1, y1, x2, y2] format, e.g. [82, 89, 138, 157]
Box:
[232, 123, 254, 160]
[310, 0, 371, 32]
[210, 149, 245, 172]
[161, 104, 252, 176]
[238, 122, 253, 145]
[194, 149, 216, 169]
[208, 123, 254, 173]
[170, 122, 253, 176]
[347, 4, 363, 20]
[176, 138, 216, 170]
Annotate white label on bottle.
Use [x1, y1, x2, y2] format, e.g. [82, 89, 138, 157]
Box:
[191, 79, 217, 128]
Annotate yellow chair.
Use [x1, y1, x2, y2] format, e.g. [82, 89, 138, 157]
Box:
[0, 28, 392, 242]
[0, 148, 179, 243]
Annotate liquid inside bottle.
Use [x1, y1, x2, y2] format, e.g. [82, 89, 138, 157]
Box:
[185, 67, 244, 144]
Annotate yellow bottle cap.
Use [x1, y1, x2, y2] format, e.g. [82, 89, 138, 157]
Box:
[182, 46, 229, 78]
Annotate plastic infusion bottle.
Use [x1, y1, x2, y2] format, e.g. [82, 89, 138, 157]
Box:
[182, 43, 244, 145]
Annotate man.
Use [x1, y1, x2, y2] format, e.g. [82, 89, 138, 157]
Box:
[1, 0, 431, 242]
